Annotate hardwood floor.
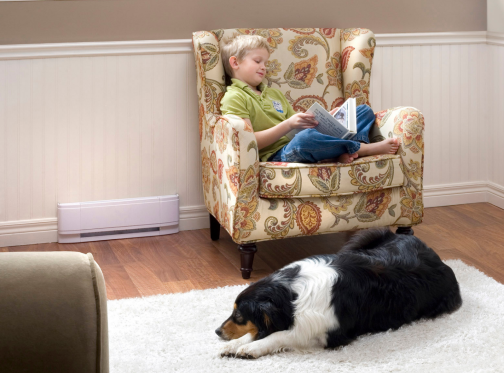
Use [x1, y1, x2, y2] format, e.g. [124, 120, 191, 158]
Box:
[2, 203, 504, 300]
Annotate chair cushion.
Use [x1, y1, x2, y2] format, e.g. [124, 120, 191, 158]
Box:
[259, 154, 404, 198]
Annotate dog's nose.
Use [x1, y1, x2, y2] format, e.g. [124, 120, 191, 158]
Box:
[215, 328, 222, 337]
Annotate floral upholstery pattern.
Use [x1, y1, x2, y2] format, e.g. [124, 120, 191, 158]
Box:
[259, 154, 404, 199]
[192, 28, 425, 244]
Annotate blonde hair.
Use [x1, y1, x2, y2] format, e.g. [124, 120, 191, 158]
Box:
[221, 34, 271, 79]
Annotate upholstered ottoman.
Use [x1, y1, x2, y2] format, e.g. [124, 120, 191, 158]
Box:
[0, 252, 108, 373]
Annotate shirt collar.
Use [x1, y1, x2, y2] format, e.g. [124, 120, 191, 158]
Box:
[230, 78, 267, 93]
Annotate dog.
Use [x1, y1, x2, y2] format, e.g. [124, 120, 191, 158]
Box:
[216, 228, 462, 359]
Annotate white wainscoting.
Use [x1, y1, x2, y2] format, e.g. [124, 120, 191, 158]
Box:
[0, 32, 503, 246]
[488, 43, 504, 204]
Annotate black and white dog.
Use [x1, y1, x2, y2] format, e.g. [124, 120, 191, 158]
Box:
[216, 228, 462, 358]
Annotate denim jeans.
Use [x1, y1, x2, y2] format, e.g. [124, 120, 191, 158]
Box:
[268, 104, 376, 163]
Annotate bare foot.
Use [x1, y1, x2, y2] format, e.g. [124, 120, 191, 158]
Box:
[356, 138, 400, 157]
[335, 152, 359, 164]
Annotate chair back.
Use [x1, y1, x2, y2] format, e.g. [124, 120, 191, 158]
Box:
[192, 28, 375, 117]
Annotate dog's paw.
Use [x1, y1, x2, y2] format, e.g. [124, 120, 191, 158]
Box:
[219, 339, 247, 358]
[235, 343, 267, 359]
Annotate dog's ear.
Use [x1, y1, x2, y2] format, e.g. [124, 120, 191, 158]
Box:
[258, 302, 289, 336]
[255, 302, 277, 339]
[264, 313, 271, 328]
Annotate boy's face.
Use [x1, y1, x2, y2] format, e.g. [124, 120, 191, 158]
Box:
[230, 48, 269, 89]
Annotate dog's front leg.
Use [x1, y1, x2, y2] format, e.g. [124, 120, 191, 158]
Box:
[219, 333, 255, 357]
[235, 330, 295, 359]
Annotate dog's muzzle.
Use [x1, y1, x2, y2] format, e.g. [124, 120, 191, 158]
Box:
[215, 326, 230, 340]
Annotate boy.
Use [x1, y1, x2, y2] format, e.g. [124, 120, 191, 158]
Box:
[220, 35, 400, 164]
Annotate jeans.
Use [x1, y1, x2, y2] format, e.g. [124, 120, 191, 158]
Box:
[268, 104, 376, 163]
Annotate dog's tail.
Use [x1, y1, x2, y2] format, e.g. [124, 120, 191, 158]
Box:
[341, 227, 396, 253]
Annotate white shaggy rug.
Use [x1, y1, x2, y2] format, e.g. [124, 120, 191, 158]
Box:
[108, 260, 504, 373]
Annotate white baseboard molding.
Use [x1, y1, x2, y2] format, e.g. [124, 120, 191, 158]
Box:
[0, 231, 58, 248]
[487, 182, 504, 210]
[423, 181, 489, 207]
[0, 205, 210, 248]
[2, 183, 503, 247]
[179, 205, 210, 231]
[423, 181, 504, 209]
[0, 218, 58, 247]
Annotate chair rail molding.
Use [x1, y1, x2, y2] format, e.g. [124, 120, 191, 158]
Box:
[1, 31, 503, 60]
[0, 40, 193, 60]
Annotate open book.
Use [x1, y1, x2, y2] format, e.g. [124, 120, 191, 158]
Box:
[286, 97, 357, 140]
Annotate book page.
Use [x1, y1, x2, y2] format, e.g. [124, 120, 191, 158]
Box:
[333, 98, 357, 138]
[307, 103, 349, 138]
[333, 102, 349, 129]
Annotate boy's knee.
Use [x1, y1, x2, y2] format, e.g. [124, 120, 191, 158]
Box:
[358, 104, 372, 113]
[295, 128, 316, 141]
[357, 104, 375, 119]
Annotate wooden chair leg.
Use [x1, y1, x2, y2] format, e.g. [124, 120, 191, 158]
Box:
[238, 243, 257, 279]
[396, 226, 414, 235]
[209, 214, 220, 241]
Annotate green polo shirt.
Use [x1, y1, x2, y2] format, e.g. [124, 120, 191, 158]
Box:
[220, 78, 296, 162]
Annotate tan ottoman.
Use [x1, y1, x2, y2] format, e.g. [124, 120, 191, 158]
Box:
[0, 252, 108, 373]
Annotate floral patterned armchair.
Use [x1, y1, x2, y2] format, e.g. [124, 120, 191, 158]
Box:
[192, 28, 425, 279]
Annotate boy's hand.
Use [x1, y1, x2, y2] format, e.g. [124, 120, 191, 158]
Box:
[287, 113, 318, 130]
[329, 106, 341, 115]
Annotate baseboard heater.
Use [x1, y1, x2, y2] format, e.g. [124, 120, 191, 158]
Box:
[57, 195, 179, 243]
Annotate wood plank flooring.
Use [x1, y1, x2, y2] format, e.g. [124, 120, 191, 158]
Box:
[2, 203, 504, 300]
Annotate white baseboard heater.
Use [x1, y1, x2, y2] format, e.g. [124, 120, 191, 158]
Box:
[57, 195, 179, 243]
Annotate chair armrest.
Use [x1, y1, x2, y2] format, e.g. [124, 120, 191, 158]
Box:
[0, 252, 108, 373]
[374, 106, 425, 226]
[201, 113, 260, 242]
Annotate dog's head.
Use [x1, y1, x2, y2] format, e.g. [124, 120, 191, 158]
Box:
[215, 278, 295, 341]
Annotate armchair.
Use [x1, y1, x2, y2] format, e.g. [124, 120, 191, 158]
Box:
[192, 28, 424, 279]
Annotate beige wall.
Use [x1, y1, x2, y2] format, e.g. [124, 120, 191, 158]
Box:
[488, 0, 504, 32]
[0, 0, 487, 45]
